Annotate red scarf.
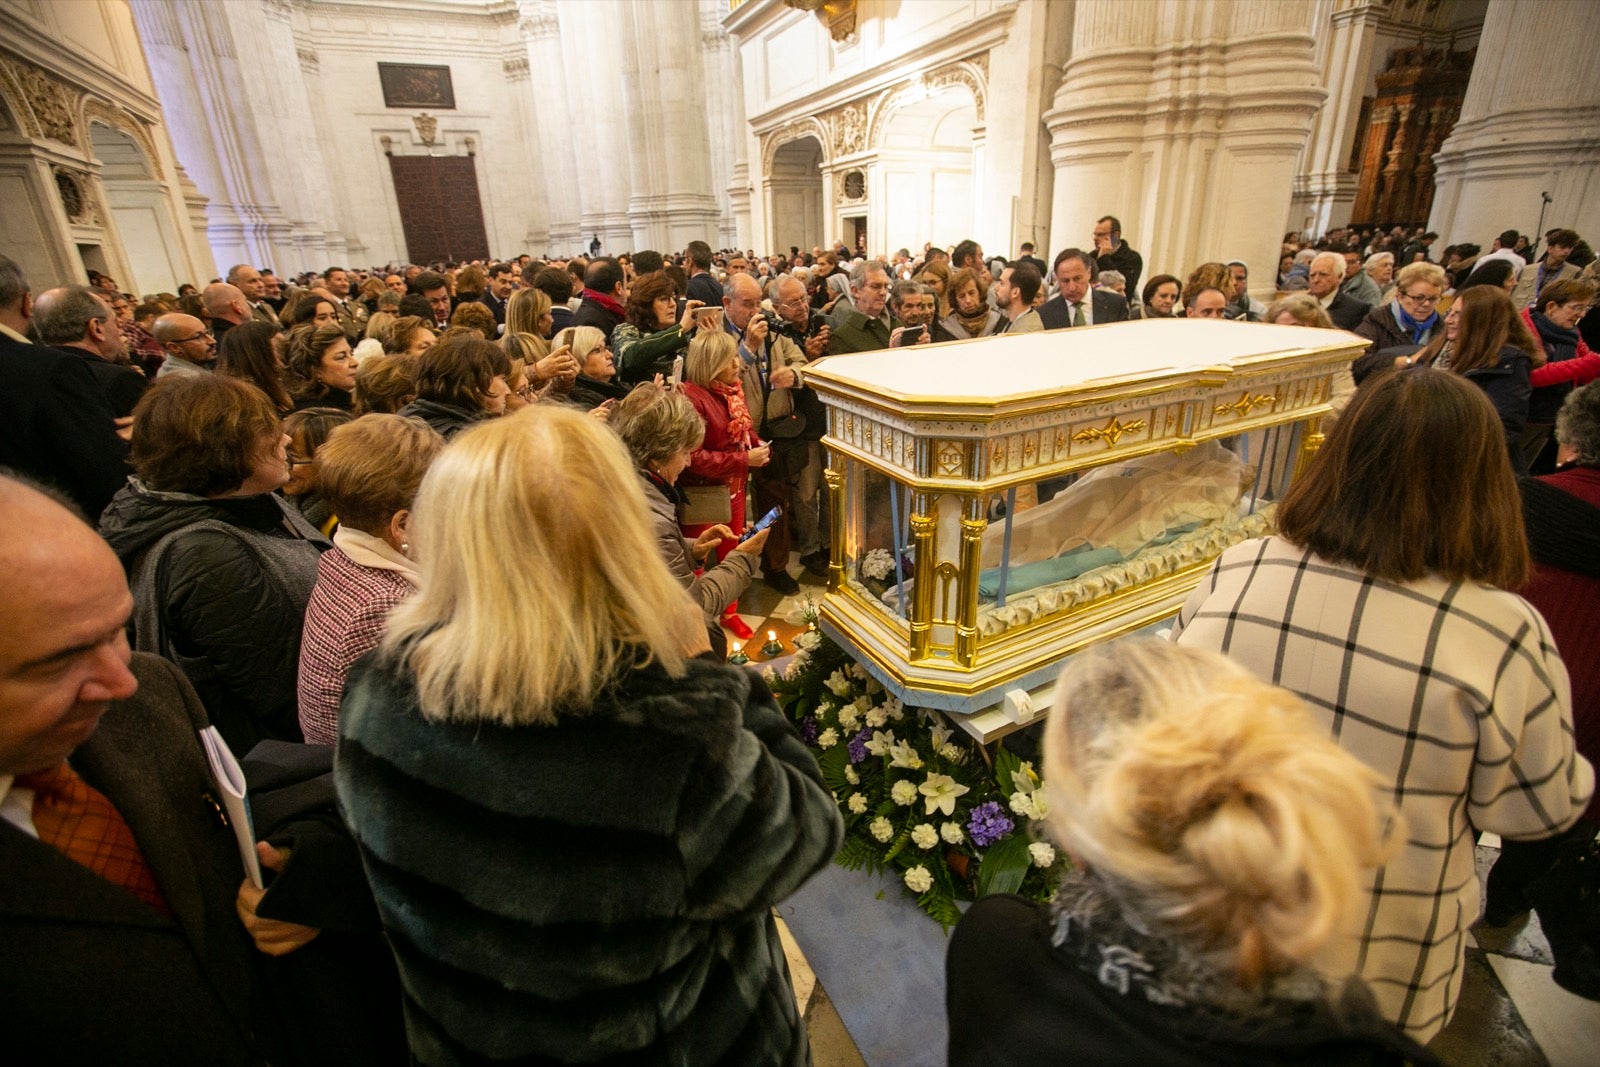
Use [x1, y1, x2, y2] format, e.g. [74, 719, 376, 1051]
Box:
[711, 378, 755, 445]
[581, 288, 626, 317]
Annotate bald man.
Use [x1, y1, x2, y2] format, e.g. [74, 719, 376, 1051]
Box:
[152, 312, 218, 378]
[0, 475, 403, 1062]
[201, 282, 250, 343]
[226, 264, 279, 327]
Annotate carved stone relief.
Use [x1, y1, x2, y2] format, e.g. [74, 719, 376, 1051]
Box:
[0, 57, 81, 148]
[827, 101, 867, 157]
[413, 112, 439, 146]
[503, 55, 530, 82]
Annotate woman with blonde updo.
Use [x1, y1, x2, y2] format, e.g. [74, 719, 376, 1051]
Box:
[947, 640, 1430, 1066]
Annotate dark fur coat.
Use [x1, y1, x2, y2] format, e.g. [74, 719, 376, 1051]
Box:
[335, 651, 843, 1066]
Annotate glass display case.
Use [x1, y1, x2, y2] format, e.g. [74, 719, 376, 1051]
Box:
[801, 318, 1365, 740]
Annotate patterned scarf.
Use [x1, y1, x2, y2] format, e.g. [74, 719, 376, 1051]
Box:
[710, 378, 755, 446]
[954, 304, 992, 337]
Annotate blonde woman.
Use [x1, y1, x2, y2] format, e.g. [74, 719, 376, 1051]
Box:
[948, 640, 1428, 1065]
[334, 406, 842, 1065]
[681, 330, 771, 639]
[506, 288, 578, 388]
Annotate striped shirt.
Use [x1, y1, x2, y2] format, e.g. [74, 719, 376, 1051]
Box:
[1172, 536, 1593, 1041]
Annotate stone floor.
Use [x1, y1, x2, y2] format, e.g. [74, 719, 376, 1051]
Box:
[739, 560, 1600, 1067]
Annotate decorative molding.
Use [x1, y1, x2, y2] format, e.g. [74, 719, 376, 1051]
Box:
[519, 10, 559, 40]
[0, 56, 81, 149]
[759, 115, 831, 177]
[861, 57, 989, 151]
[297, 46, 321, 74]
[413, 112, 439, 146]
[261, 0, 294, 21]
[53, 167, 95, 224]
[826, 99, 867, 157]
[502, 55, 530, 81]
[81, 97, 166, 181]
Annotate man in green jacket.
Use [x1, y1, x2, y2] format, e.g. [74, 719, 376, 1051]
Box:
[827, 261, 898, 354]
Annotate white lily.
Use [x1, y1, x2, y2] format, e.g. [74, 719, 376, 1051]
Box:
[919, 772, 970, 816]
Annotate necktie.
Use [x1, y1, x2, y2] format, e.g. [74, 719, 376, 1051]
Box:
[14, 762, 172, 916]
[1073, 302, 1086, 327]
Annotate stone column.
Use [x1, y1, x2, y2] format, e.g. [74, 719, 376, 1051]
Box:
[1044, 0, 1324, 297]
[518, 0, 579, 253]
[698, 0, 741, 249]
[618, 0, 719, 251]
[1290, 0, 1382, 235]
[557, 0, 633, 254]
[1429, 0, 1600, 247]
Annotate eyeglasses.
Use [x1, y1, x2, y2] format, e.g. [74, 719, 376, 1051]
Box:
[172, 330, 214, 343]
[1399, 292, 1439, 306]
[287, 454, 313, 467]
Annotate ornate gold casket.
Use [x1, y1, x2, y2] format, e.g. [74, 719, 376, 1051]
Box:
[801, 319, 1364, 740]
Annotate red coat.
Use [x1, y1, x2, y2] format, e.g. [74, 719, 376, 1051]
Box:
[1520, 465, 1600, 822]
[681, 382, 761, 560]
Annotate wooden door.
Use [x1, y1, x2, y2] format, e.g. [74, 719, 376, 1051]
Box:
[388, 155, 490, 263]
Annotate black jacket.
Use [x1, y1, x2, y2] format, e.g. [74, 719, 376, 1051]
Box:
[1039, 289, 1130, 329]
[337, 653, 843, 1066]
[1096, 241, 1145, 298]
[1527, 311, 1583, 424]
[566, 374, 629, 411]
[686, 270, 725, 308]
[395, 398, 485, 440]
[0, 334, 130, 519]
[1326, 291, 1372, 331]
[948, 894, 1440, 1067]
[54, 344, 148, 418]
[99, 483, 327, 751]
[572, 294, 626, 343]
[1459, 345, 1534, 475]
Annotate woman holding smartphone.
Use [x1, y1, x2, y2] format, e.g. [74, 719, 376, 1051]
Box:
[613, 271, 707, 385]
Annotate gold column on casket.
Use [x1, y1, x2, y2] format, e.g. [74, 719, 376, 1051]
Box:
[803, 320, 1365, 722]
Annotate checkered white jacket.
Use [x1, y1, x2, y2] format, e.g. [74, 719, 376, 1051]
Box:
[1173, 536, 1594, 1041]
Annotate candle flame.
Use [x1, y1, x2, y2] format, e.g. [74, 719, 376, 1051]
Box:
[732, 641, 743, 652]
[767, 630, 777, 641]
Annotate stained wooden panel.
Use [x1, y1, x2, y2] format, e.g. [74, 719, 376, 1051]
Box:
[387, 155, 489, 264]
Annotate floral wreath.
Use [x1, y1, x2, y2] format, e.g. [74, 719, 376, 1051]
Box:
[765, 601, 1060, 927]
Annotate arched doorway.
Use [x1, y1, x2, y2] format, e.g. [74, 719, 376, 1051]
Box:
[769, 135, 823, 253]
[90, 122, 185, 294]
[875, 89, 978, 255]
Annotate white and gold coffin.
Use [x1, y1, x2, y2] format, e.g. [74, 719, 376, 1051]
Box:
[800, 318, 1365, 729]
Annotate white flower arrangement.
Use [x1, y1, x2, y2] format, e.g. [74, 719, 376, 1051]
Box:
[887, 737, 925, 770]
[1029, 842, 1057, 868]
[844, 765, 860, 785]
[939, 743, 966, 763]
[904, 866, 934, 894]
[941, 822, 965, 845]
[848, 793, 868, 814]
[891, 780, 918, 806]
[864, 729, 895, 757]
[837, 705, 862, 732]
[881, 694, 905, 721]
[865, 705, 888, 729]
[824, 669, 853, 697]
[870, 816, 895, 843]
[919, 772, 971, 816]
[817, 727, 838, 750]
[860, 548, 897, 581]
[911, 824, 940, 850]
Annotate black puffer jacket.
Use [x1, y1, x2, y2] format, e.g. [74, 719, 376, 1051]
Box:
[99, 481, 327, 751]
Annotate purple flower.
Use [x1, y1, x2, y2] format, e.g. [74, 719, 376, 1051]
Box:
[799, 717, 818, 744]
[967, 800, 1014, 848]
[847, 728, 871, 764]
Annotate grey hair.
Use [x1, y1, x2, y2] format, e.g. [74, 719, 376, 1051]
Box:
[33, 286, 111, 345]
[0, 254, 27, 311]
[1363, 252, 1395, 276]
[1555, 380, 1600, 467]
[890, 279, 926, 307]
[1098, 270, 1126, 287]
[609, 382, 706, 468]
[849, 259, 887, 291]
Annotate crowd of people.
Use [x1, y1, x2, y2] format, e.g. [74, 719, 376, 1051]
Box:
[1, 208, 1596, 1064]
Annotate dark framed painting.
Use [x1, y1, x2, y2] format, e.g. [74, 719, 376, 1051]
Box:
[378, 63, 455, 110]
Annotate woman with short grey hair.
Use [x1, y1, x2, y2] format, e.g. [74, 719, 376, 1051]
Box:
[609, 383, 766, 637]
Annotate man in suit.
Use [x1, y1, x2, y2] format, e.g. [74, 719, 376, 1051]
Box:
[827, 261, 897, 354]
[479, 261, 515, 329]
[0, 257, 129, 519]
[994, 262, 1045, 334]
[322, 267, 368, 341]
[0, 475, 299, 1061]
[227, 264, 280, 327]
[1307, 251, 1370, 330]
[1039, 248, 1129, 329]
[33, 285, 148, 419]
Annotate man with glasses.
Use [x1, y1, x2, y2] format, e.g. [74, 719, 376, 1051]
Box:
[769, 275, 830, 359]
[152, 313, 218, 379]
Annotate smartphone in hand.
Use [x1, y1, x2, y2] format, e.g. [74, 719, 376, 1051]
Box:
[668, 354, 684, 386]
[739, 506, 782, 542]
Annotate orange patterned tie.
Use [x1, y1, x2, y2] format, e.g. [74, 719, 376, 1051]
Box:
[14, 762, 173, 917]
